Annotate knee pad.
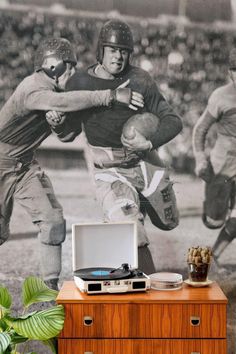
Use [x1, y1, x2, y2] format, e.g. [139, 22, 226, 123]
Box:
[38, 218, 66, 245]
[225, 217, 236, 237]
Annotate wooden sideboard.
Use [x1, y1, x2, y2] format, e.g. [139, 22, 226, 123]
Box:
[57, 281, 227, 354]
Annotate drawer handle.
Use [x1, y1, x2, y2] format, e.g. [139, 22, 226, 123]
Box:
[191, 352, 200, 354]
[83, 316, 93, 326]
[190, 316, 200, 326]
[84, 352, 94, 354]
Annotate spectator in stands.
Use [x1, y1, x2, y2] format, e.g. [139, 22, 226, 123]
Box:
[193, 47, 236, 263]
[0, 37, 143, 289]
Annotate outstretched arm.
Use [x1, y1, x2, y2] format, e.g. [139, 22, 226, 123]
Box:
[25, 80, 144, 112]
[45, 79, 145, 141]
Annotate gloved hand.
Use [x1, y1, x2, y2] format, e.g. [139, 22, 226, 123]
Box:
[112, 80, 144, 111]
[121, 127, 152, 152]
[195, 155, 214, 183]
[46, 110, 66, 128]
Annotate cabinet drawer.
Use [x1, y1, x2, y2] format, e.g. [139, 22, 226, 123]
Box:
[60, 303, 226, 338]
[58, 339, 227, 354]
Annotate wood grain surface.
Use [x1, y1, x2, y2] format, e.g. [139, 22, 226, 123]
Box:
[56, 281, 228, 304]
[58, 339, 227, 354]
[57, 281, 227, 354]
[59, 302, 226, 338]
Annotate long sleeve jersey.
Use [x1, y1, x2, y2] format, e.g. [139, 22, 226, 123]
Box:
[193, 82, 236, 177]
[61, 64, 182, 149]
[0, 71, 111, 158]
[193, 82, 236, 154]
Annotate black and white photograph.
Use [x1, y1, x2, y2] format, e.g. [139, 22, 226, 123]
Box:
[0, 0, 235, 353]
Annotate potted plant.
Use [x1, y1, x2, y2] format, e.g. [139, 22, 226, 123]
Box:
[0, 277, 65, 354]
[187, 246, 212, 282]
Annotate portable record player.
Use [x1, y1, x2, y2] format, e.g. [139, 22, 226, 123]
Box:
[72, 221, 150, 294]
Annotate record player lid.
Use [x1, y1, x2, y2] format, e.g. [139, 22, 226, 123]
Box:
[72, 222, 138, 271]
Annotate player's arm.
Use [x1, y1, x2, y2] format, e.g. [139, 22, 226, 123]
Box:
[24, 81, 144, 112]
[192, 109, 216, 181]
[145, 81, 182, 149]
[45, 78, 144, 140]
[121, 77, 182, 152]
[192, 88, 220, 182]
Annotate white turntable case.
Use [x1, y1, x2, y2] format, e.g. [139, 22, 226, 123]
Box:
[72, 221, 138, 272]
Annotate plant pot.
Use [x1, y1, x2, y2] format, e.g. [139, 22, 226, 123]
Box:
[188, 262, 210, 282]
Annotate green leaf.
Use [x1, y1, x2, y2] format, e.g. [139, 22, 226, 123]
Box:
[22, 277, 58, 308]
[4, 311, 38, 326]
[0, 318, 9, 331]
[17, 312, 38, 320]
[9, 331, 28, 345]
[0, 332, 11, 354]
[3, 311, 38, 333]
[43, 338, 57, 354]
[12, 305, 65, 341]
[0, 287, 12, 310]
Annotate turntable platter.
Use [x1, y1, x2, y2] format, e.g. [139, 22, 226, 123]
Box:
[74, 267, 133, 280]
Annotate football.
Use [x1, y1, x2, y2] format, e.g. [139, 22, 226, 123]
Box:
[122, 112, 160, 140]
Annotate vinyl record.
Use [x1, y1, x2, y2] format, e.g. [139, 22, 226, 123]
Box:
[74, 267, 133, 280]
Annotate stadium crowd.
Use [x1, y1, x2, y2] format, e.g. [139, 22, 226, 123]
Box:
[0, 9, 235, 172]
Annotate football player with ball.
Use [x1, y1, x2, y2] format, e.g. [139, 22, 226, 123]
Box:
[46, 20, 182, 274]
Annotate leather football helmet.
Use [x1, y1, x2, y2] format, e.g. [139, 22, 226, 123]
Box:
[34, 38, 77, 80]
[96, 19, 134, 63]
